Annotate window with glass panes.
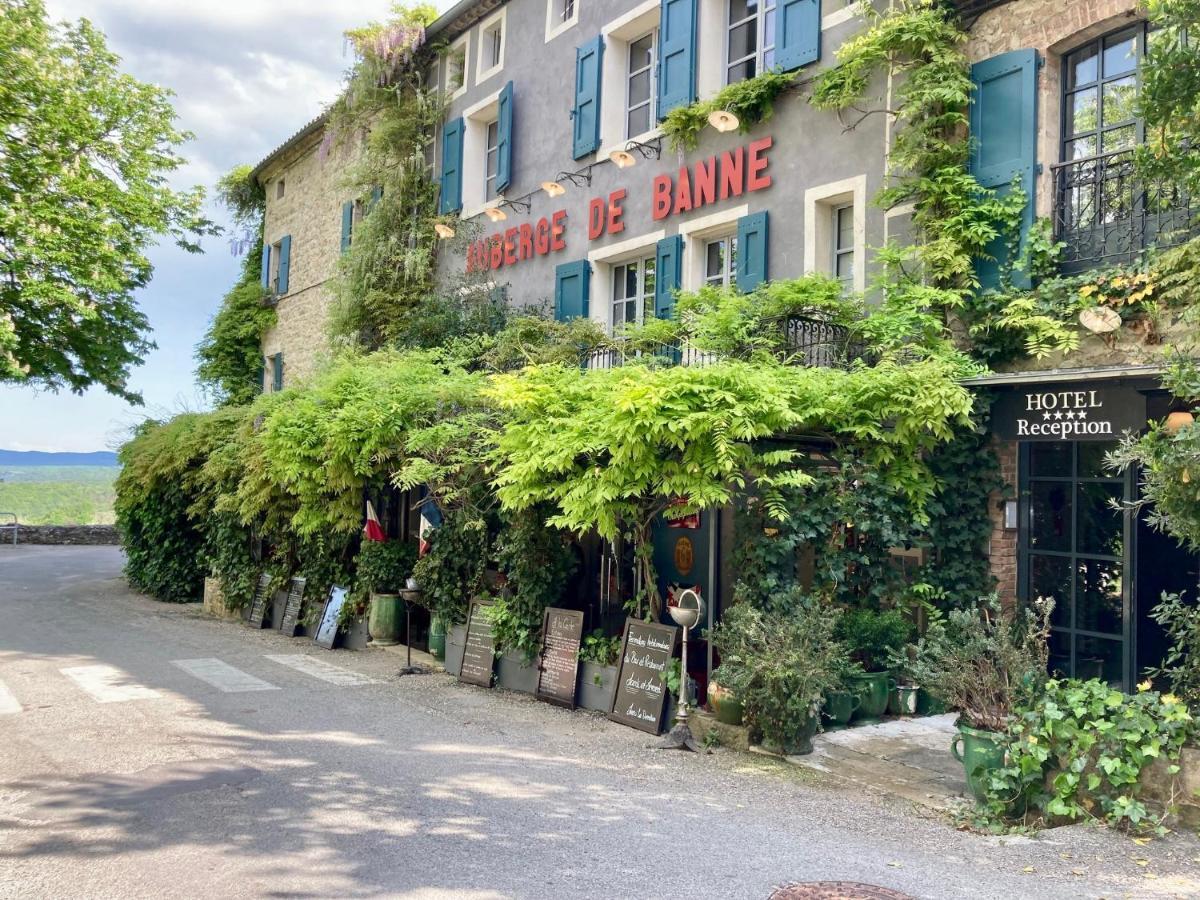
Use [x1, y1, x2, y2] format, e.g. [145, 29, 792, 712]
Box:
[833, 204, 854, 289]
[627, 31, 657, 138]
[484, 120, 500, 200]
[1062, 24, 1148, 161]
[704, 236, 737, 287]
[483, 20, 503, 70]
[612, 256, 656, 329]
[726, 0, 777, 85]
[561, 0, 575, 23]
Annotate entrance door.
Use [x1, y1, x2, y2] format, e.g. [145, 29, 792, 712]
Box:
[1019, 441, 1132, 688]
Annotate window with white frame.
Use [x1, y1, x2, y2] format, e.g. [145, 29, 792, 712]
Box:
[704, 235, 738, 287]
[447, 37, 469, 98]
[268, 239, 283, 291]
[726, 0, 777, 85]
[547, 0, 579, 41]
[626, 31, 657, 139]
[477, 9, 506, 81]
[484, 119, 500, 201]
[612, 255, 656, 329]
[832, 205, 854, 289]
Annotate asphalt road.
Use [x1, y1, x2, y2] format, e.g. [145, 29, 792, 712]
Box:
[2, 546, 1199, 900]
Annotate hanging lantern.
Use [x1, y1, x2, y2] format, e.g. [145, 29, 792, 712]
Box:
[707, 109, 740, 132]
[1165, 410, 1195, 434]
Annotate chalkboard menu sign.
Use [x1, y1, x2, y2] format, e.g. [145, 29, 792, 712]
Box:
[314, 586, 348, 650]
[459, 600, 496, 688]
[535, 608, 584, 709]
[246, 572, 272, 629]
[279, 576, 306, 637]
[608, 618, 678, 735]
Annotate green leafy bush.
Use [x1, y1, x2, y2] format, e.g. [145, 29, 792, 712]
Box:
[835, 607, 912, 673]
[661, 68, 796, 151]
[1147, 591, 1200, 714]
[411, 507, 489, 627]
[579, 629, 621, 667]
[355, 539, 418, 595]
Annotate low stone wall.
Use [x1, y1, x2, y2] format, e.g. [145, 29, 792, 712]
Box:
[7, 525, 120, 545]
[1141, 746, 1200, 828]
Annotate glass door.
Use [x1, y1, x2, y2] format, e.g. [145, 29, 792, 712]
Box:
[1019, 441, 1133, 689]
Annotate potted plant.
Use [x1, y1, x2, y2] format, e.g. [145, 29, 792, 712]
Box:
[821, 656, 865, 729]
[337, 594, 372, 650]
[710, 591, 849, 756]
[577, 630, 621, 712]
[356, 540, 417, 646]
[904, 596, 1051, 802]
[835, 607, 912, 723]
[707, 668, 744, 726]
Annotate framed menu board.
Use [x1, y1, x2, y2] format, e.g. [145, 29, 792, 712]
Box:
[246, 572, 272, 629]
[458, 599, 496, 688]
[535, 608, 584, 709]
[608, 618, 678, 735]
[314, 586, 348, 650]
[279, 576, 306, 637]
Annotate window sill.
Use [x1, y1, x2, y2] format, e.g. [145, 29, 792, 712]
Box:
[476, 63, 504, 86]
[545, 16, 579, 43]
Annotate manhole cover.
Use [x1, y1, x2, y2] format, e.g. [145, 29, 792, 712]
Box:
[768, 883, 913, 900]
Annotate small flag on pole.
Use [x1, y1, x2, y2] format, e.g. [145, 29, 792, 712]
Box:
[418, 499, 442, 557]
[364, 500, 385, 542]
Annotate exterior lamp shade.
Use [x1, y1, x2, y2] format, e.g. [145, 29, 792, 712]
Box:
[708, 109, 740, 133]
[609, 148, 636, 168]
[433, 222, 456, 239]
[542, 180, 566, 198]
[484, 206, 507, 222]
[1165, 410, 1195, 434]
[668, 588, 705, 630]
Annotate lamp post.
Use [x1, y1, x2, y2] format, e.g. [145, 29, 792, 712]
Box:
[658, 588, 704, 752]
[397, 581, 430, 677]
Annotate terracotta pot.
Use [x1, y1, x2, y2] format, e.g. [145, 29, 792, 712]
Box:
[707, 681, 744, 726]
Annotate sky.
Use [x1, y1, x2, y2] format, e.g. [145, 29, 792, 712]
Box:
[0, 0, 444, 452]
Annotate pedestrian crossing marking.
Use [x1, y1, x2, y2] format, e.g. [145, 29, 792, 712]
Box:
[172, 658, 279, 693]
[263, 654, 380, 686]
[0, 679, 20, 715]
[60, 664, 161, 703]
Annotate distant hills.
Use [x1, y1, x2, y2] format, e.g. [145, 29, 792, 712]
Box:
[0, 449, 119, 467]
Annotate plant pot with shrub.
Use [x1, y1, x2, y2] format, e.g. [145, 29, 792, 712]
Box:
[707, 672, 745, 726]
[710, 589, 850, 756]
[578, 629, 620, 712]
[835, 607, 912, 724]
[338, 594, 372, 650]
[357, 540, 417, 646]
[904, 596, 1051, 803]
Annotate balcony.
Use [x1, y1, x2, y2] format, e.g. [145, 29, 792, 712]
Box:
[581, 316, 872, 371]
[1052, 146, 1199, 275]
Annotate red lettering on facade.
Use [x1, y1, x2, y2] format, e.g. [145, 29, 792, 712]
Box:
[746, 136, 773, 192]
[519, 223, 534, 260]
[720, 147, 744, 200]
[534, 218, 550, 254]
[693, 158, 716, 208]
[550, 209, 567, 251]
[608, 189, 626, 236]
[674, 166, 693, 214]
[587, 197, 605, 240]
[503, 227, 519, 266]
[652, 175, 672, 220]
[490, 235, 503, 269]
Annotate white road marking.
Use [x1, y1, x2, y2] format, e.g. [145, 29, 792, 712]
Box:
[264, 654, 380, 686]
[172, 658, 279, 693]
[0, 679, 21, 715]
[60, 665, 162, 703]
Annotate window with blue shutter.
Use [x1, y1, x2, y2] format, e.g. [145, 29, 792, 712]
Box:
[439, 117, 465, 214]
[277, 235, 291, 294]
[554, 260, 591, 321]
[657, 0, 697, 116]
[272, 353, 284, 392]
[970, 49, 1039, 291]
[776, 0, 821, 71]
[496, 81, 514, 192]
[260, 243, 271, 290]
[735, 212, 769, 292]
[654, 234, 683, 319]
[572, 37, 604, 159]
[340, 202, 354, 253]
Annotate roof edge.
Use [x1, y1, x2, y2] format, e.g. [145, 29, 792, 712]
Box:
[961, 364, 1169, 387]
[250, 113, 328, 185]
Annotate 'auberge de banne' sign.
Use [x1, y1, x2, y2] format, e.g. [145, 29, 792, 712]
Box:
[992, 384, 1147, 442]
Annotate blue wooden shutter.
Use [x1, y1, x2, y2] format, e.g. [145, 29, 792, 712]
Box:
[970, 49, 1039, 290]
[654, 234, 683, 319]
[439, 117, 465, 214]
[572, 37, 604, 159]
[736, 212, 769, 292]
[272, 353, 284, 392]
[260, 243, 271, 290]
[776, 0, 821, 71]
[277, 235, 291, 294]
[554, 260, 591, 321]
[340, 202, 354, 253]
[496, 80, 514, 192]
[658, 0, 697, 116]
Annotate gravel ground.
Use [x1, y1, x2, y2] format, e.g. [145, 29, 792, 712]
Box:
[1, 545, 1198, 900]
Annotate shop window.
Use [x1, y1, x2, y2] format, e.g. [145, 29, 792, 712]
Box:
[726, 0, 777, 85]
[447, 36, 469, 99]
[484, 119, 500, 201]
[832, 204, 854, 290]
[612, 255, 657, 329]
[547, 0, 580, 42]
[477, 9, 506, 82]
[626, 31, 658, 139]
[704, 235, 737, 287]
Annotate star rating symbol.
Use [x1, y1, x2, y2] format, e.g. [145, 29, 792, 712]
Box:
[1054, 411, 1065, 420]
[1065, 411, 1076, 420]
[1043, 411, 1052, 421]
[1077, 410, 1088, 420]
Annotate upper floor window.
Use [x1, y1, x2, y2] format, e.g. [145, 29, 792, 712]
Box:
[1062, 24, 1146, 161]
[447, 36, 469, 99]
[546, 0, 579, 42]
[726, 0, 777, 85]
[627, 31, 658, 139]
[477, 9, 506, 81]
[275, 179, 285, 200]
[613, 256, 656, 329]
[485, 119, 501, 201]
[704, 235, 738, 287]
[832, 204, 854, 290]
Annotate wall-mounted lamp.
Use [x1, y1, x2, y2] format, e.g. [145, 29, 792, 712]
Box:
[484, 206, 508, 223]
[1003, 499, 1019, 531]
[433, 222, 456, 239]
[541, 180, 566, 198]
[502, 197, 532, 215]
[708, 109, 740, 133]
[608, 137, 663, 169]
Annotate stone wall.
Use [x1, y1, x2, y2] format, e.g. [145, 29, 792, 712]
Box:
[8, 525, 121, 545]
[988, 439, 1019, 605]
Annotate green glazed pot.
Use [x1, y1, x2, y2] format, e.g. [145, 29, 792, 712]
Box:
[889, 684, 920, 717]
[428, 615, 446, 660]
[917, 687, 948, 716]
[849, 672, 891, 722]
[951, 722, 1006, 803]
[368, 593, 404, 646]
[823, 690, 861, 726]
[707, 682, 744, 726]
[763, 712, 820, 757]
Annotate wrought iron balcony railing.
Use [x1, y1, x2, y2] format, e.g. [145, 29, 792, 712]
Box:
[1052, 146, 1199, 275]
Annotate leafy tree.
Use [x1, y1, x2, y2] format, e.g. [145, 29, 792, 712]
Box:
[1136, 0, 1200, 198]
[0, 0, 214, 399]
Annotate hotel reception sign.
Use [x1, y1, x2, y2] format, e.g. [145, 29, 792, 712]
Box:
[992, 384, 1147, 441]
